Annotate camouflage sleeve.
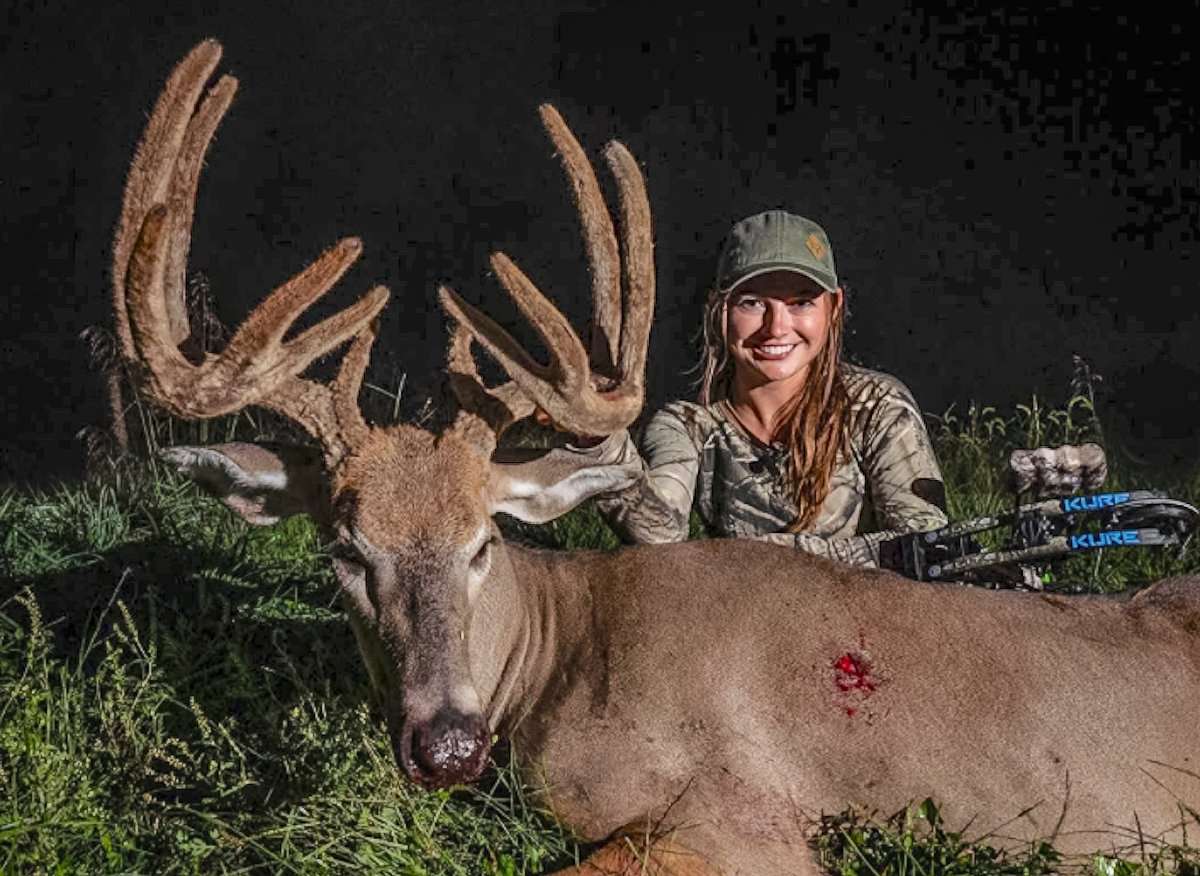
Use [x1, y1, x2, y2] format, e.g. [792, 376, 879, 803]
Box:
[859, 380, 948, 534]
[753, 530, 894, 567]
[747, 379, 948, 569]
[580, 409, 699, 544]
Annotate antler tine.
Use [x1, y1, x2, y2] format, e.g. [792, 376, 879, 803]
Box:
[203, 238, 381, 386]
[443, 312, 536, 449]
[123, 204, 191, 398]
[118, 40, 392, 469]
[538, 104, 622, 377]
[114, 38, 229, 354]
[126, 203, 389, 418]
[602, 140, 654, 391]
[329, 315, 381, 450]
[489, 252, 591, 383]
[444, 321, 511, 455]
[440, 284, 553, 384]
[161, 73, 237, 348]
[440, 274, 623, 433]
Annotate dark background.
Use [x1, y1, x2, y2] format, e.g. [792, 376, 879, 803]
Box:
[3, 0, 1196, 486]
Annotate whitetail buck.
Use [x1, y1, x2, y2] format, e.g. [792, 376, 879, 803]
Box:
[114, 40, 1200, 875]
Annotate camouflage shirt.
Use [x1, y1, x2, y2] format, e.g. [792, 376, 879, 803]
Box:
[577, 365, 948, 567]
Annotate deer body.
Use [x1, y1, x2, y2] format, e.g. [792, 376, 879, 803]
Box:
[115, 42, 1200, 875]
[474, 541, 1200, 872]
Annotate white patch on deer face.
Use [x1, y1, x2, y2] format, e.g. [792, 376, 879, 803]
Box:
[452, 682, 483, 714]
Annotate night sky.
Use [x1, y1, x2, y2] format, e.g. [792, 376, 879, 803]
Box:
[2, 0, 1197, 485]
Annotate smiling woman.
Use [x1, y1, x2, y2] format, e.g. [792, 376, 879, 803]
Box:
[575, 210, 949, 569]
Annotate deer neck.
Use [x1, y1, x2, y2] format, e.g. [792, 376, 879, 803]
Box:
[468, 543, 594, 735]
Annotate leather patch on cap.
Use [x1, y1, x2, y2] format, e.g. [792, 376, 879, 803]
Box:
[806, 233, 827, 261]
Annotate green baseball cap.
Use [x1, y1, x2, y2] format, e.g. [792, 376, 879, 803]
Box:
[715, 210, 838, 293]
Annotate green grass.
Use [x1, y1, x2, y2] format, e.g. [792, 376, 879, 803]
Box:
[2, 387, 1199, 874]
[813, 798, 1200, 876]
[814, 798, 1063, 875]
[0, 467, 576, 874]
[928, 391, 1200, 592]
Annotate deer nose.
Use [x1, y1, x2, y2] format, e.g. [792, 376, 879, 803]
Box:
[396, 709, 491, 789]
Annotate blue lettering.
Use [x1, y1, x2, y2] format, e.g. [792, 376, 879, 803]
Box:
[1060, 492, 1131, 513]
[1070, 530, 1141, 550]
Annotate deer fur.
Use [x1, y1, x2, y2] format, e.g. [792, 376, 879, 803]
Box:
[120, 42, 1200, 875]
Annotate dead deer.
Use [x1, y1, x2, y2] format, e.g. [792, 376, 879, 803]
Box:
[114, 40, 1200, 875]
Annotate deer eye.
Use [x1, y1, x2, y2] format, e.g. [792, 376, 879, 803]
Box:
[470, 537, 496, 572]
[330, 544, 367, 582]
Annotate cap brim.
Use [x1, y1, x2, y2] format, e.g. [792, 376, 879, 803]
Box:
[722, 264, 838, 294]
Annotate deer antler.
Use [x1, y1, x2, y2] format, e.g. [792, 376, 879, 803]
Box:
[114, 40, 388, 466]
[439, 104, 654, 442]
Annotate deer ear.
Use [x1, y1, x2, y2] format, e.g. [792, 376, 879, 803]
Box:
[487, 445, 639, 524]
[159, 442, 329, 526]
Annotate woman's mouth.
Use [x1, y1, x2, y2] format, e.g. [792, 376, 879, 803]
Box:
[751, 343, 797, 361]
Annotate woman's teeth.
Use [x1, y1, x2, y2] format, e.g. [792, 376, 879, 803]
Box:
[754, 344, 796, 359]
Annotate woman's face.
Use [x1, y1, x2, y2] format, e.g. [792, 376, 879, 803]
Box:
[725, 270, 840, 392]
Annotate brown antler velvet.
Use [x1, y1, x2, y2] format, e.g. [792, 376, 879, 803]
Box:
[114, 39, 229, 351]
[117, 40, 654, 468]
[114, 40, 388, 467]
[440, 104, 655, 444]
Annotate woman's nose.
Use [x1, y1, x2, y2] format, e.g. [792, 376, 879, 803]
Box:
[761, 301, 788, 335]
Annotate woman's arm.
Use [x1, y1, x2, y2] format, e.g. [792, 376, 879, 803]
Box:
[571, 407, 701, 544]
[747, 376, 948, 569]
[858, 378, 949, 534]
[751, 529, 898, 566]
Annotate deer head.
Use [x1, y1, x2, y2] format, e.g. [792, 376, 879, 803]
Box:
[115, 40, 653, 789]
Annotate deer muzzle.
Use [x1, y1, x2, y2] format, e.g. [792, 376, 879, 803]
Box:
[396, 707, 491, 789]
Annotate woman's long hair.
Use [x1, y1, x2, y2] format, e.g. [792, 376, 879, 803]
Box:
[696, 285, 852, 532]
